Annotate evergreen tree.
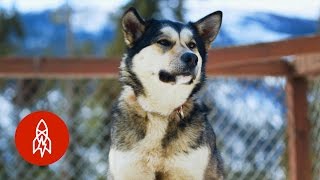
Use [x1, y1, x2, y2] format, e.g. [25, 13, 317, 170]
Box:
[0, 9, 24, 55]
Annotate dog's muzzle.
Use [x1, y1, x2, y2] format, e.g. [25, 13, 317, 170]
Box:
[158, 70, 196, 85]
[158, 53, 198, 85]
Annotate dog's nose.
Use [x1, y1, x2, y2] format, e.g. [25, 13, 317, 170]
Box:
[181, 53, 198, 69]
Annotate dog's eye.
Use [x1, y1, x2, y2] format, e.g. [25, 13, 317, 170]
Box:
[157, 39, 172, 47]
[187, 42, 197, 49]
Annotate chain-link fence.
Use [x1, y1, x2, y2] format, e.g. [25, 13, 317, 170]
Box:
[0, 77, 290, 180]
[309, 77, 320, 180]
[0, 79, 118, 179]
[206, 77, 287, 180]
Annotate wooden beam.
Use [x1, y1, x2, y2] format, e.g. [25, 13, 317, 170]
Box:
[0, 57, 292, 78]
[293, 53, 320, 76]
[0, 57, 120, 78]
[209, 35, 320, 65]
[206, 57, 292, 77]
[0, 35, 319, 78]
[286, 76, 312, 180]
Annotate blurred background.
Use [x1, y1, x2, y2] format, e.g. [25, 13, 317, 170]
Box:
[0, 0, 319, 179]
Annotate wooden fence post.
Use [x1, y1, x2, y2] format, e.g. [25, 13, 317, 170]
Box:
[286, 76, 312, 180]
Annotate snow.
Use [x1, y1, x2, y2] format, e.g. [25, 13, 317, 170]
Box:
[207, 79, 285, 128]
[0, 96, 15, 135]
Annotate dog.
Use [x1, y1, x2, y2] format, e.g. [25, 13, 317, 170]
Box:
[108, 7, 224, 180]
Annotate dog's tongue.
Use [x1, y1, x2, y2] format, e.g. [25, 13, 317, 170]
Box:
[176, 75, 192, 84]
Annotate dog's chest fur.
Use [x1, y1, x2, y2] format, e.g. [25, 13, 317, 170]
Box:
[108, 88, 211, 179]
[109, 115, 210, 180]
[137, 113, 169, 170]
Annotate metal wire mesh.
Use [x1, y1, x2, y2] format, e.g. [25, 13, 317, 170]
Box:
[205, 77, 287, 180]
[0, 79, 120, 180]
[309, 77, 320, 180]
[0, 77, 287, 179]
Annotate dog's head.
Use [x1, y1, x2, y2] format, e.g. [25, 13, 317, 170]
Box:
[120, 7, 222, 115]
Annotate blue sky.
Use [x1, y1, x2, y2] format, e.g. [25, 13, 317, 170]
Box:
[1, 0, 319, 33]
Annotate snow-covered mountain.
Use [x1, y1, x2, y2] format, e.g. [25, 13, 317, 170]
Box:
[15, 9, 317, 56]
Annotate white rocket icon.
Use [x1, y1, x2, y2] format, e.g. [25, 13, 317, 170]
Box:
[32, 119, 52, 158]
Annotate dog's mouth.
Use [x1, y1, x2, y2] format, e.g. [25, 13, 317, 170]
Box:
[159, 70, 195, 85]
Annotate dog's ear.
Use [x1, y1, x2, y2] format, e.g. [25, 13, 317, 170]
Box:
[122, 7, 145, 47]
[193, 11, 222, 50]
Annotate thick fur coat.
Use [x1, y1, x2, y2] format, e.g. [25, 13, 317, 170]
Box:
[108, 7, 224, 180]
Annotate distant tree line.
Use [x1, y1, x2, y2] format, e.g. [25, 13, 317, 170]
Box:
[0, 9, 24, 55]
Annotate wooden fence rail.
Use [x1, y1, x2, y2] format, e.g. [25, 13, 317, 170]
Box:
[1, 35, 320, 180]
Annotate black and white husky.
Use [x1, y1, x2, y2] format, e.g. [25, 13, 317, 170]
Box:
[108, 7, 224, 180]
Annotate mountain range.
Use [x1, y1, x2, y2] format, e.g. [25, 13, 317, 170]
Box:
[14, 10, 318, 56]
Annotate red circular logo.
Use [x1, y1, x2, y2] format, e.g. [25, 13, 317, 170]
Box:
[15, 111, 69, 166]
